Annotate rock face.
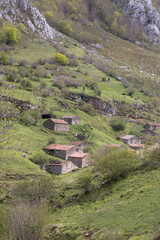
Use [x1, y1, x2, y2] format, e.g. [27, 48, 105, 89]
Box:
[114, 0, 160, 37]
[0, 0, 61, 40]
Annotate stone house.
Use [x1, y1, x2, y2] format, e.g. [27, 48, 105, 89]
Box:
[44, 144, 79, 160]
[43, 119, 69, 132]
[144, 123, 160, 131]
[61, 115, 81, 125]
[141, 129, 156, 136]
[43, 161, 78, 175]
[129, 144, 145, 150]
[68, 153, 91, 167]
[121, 135, 141, 145]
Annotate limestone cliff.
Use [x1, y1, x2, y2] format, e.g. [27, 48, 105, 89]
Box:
[114, 0, 160, 37]
[0, 0, 61, 40]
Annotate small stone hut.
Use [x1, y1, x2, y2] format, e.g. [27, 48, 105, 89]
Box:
[43, 161, 78, 175]
[44, 144, 78, 160]
[141, 129, 156, 136]
[144, 123, 160, 131]
[43, 119, 69, 132]
[68, 153, 90, 167]
[61, 116, 81, 125]
[121, 135, 141, 145]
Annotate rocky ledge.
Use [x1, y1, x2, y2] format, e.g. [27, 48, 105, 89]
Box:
[0, 0, 62, 40]
[114, 0, 160, 37]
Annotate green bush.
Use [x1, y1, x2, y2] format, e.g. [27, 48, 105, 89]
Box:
[48, 136, 56, 145]
[6, 68, 19, 82]
[20, 80, 32, 91]
[96, 148, 139, 181]
[142, 147, 160, 169]
[0, 51, 8, 65]
[0, 208, 5, 237]
[110, 117, 125, 131]
[81, 103, 95, 116]
[31, 152, 50, 165]
[20, 109, 41, 126]
[77, 172, 93, 193]
[56, 53, 68, 65]
[12, 177, 55, 202]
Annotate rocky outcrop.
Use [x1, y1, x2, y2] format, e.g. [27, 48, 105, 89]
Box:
[2, 96, 38, 110]
[0, 0, 62, 40]
[114, 0, 160, 37]
[64, 92, 116, 117]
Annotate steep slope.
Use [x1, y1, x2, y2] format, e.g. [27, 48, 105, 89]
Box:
[1, 1, 160, 240]
[0, 0, 61, 40]
[114, 0, 160, 37]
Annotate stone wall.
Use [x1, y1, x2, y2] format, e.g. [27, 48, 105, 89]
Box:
[54, 123, 69, 132]
[45, 146, 78, 160]
[43, 161, 78, 175]
[68, 155, 90, 167]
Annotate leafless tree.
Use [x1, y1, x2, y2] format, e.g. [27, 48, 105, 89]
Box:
[6, 201, 48, 240]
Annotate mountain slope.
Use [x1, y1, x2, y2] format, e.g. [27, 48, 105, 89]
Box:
[1, 1, 160, 240]
[0, 0, 61, 40]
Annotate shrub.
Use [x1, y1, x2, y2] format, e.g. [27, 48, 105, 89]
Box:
[53, 75, 81, 89]
[35, 66, 49, 78]
[6, 201, 48, 240]
[0, 208, 5, 237]
[68, 58, 79, 67]
[0, 51, 8, 65]
[96, 148, 139, 181]
[20, 109, 41, 126]
[12, 177, 55, 202]
[126, 87, 136, 96]
[17, 59, 29, 67]
[37, 58, 47, 65]
[110, 117, 125, 131]
[81, 103, 95, 116]
[56, 53, 68, 65]
[142, 147, 160, 169]
[55, 20, 73, 36]
[47, 136, 56, 145]
[31, 152, 50, 165]
[77, 172, 93, 193]
[6, 68, 19, 82]
[129, 130, 141, 137]
[20, 80, 32, 91]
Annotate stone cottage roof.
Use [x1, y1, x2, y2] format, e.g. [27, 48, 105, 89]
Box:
[50, 119, 69, 125]
[146, 123, 160, 127]
[129, 144, 145, 148]
[69, 152, 88, 158]
[121, 135, 136, 140]
[44, 144, 75, 151]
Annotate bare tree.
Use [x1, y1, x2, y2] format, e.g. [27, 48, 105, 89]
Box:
[6, 201, 48, 240]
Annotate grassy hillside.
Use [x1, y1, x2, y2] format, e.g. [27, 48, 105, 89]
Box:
[1, 3, 160, 239]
